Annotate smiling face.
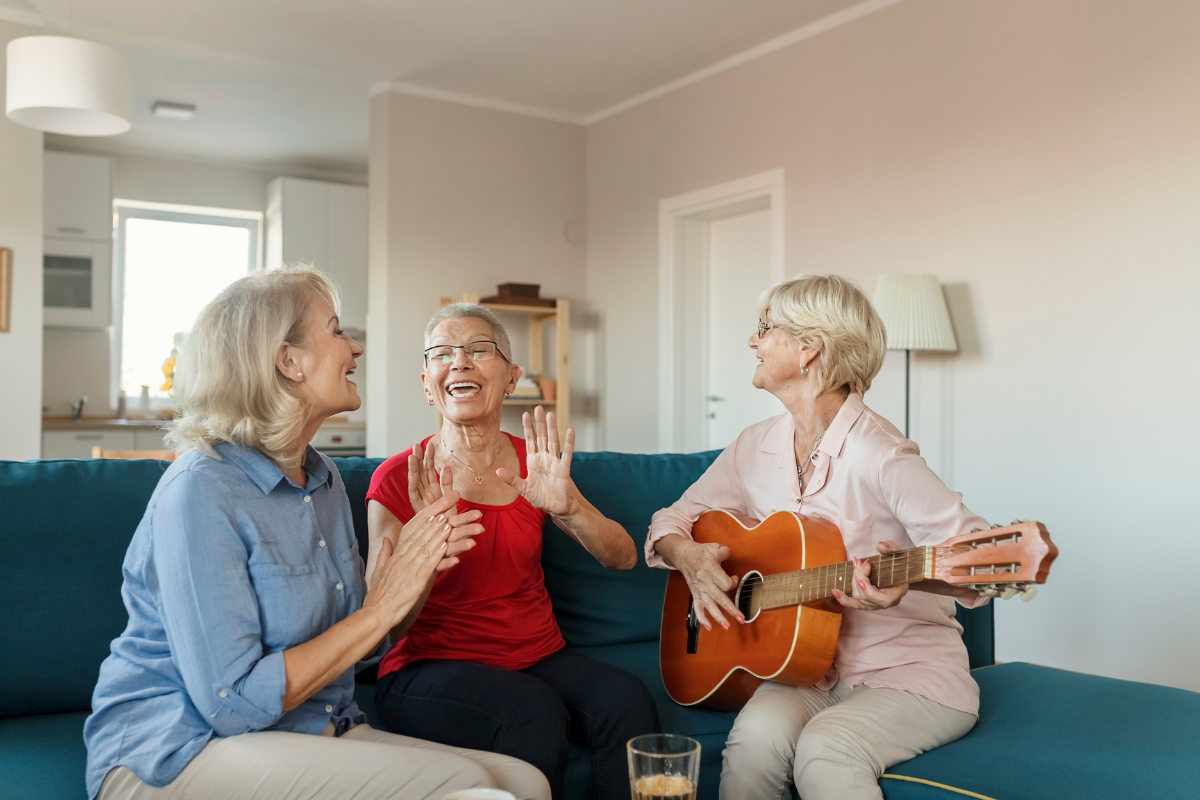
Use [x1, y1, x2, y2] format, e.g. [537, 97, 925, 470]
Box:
[747, 310, 814, 396]
[422, 316, 520, 424]
[290, 295, 364, 419]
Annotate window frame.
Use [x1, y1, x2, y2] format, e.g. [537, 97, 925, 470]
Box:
[110, 200, 263, 410]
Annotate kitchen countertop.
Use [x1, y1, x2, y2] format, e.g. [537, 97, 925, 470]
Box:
[42, 416, 170, 430]
[43, 416, 366, 430]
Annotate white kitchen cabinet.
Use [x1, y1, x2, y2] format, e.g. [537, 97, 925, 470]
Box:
[266, 178, 367, 331]
[134, 428, 168, 450]
[310, 425, 366, 457]
[44, 152, 114, 242]
[42, 429, 135, 459]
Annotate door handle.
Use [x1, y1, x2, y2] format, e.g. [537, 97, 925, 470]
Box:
[706, 395, 725, 402]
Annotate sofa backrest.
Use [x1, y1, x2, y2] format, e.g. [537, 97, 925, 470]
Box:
[0, 452, 992, 719]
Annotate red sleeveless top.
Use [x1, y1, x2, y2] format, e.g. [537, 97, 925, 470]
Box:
[366, 434, 565, 677]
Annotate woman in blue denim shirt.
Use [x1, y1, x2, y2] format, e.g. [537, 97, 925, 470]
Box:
[84, 266, 550, 800]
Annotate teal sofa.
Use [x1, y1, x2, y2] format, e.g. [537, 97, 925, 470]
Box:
[2, 453, 1198, 800]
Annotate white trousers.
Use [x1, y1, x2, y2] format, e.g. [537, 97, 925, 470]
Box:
[98, 723, 551, 800]
[720, 680, 976, 800]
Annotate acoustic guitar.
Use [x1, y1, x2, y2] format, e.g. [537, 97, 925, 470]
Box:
[659, 510, 1057, 711]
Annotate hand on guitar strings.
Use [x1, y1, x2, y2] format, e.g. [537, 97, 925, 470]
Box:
[831, 540, 910, 612]
[659, 535, 745, 631]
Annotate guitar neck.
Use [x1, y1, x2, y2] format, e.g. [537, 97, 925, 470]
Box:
[757, 547, 933, 610]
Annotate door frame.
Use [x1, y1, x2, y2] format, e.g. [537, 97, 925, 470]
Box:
[657, 169, 785, 453]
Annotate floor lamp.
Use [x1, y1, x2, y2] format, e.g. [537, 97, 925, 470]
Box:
[873, 275, 958, 439]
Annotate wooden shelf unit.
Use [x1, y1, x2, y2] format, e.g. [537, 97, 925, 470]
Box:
[439, 294, 570, 436]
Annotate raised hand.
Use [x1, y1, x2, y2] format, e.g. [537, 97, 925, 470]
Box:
[496, 405, 576, 517]
[407, 440, 442, 515]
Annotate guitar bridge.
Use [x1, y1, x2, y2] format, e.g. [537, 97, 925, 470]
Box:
[686, 605, 699, 654]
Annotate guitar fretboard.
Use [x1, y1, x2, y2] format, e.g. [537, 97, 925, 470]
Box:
[757, 547, 933, 610]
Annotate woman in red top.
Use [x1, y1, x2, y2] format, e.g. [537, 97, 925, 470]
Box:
[365, 304, 659, 800]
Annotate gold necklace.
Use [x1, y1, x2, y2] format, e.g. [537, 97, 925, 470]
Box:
[442, 439, 495, 485]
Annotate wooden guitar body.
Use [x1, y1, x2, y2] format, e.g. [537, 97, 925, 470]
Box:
[660, 510, 846, 712]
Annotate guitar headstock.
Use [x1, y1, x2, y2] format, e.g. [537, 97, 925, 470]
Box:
[931, 521, 1058, 601]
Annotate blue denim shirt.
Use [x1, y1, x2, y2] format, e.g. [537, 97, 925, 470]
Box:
[83, 443, 367, 798]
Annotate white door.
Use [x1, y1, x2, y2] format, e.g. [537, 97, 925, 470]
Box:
[706, 209, 785, 450]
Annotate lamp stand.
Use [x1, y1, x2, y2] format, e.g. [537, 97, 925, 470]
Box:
[904, 349, 911, 439]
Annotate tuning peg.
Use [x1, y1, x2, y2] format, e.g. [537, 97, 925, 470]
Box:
[970, 528, 983, 534]
[1021, 585, 1038, 602]
[977, 586, 998, 598]
[1000, 586, 1019, 600]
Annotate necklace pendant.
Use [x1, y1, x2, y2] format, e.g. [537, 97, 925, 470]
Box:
[474, 474, 485, 485]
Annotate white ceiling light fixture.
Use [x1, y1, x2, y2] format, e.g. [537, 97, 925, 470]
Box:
[5, 35, 132, 136]
[151, 100, 196, 120]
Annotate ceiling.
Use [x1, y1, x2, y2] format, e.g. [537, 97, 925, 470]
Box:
[17, 0, 881, 176]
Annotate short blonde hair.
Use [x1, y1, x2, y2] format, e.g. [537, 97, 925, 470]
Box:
[758, 274, 886, 397]
[166, 265, 340, 471]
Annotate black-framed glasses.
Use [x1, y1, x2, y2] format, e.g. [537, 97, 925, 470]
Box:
[423, 340, 510, 365]
[757, 321, 783, 339]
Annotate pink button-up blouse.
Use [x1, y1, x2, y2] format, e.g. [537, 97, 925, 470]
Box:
[646, 393, 990, 715]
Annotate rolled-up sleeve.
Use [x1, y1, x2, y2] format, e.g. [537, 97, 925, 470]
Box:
[876, 442, 992, 608]
[150, 473, 285, 736]
[646, 441, 748, 569]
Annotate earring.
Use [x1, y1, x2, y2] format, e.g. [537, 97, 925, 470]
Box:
[800, 365, 809, 375]
[296, 371, 303, 378]
[428, 398, 434, 406]
[504, 392, 512, 399]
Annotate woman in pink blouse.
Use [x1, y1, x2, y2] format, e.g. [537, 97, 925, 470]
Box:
[646, 275, 989, 800]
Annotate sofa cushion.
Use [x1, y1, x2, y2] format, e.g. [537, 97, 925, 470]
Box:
[0, 459, 169, 718]
[881, 662, 1200, 800]
[541, 450, 721, 647]
[0, 712, 89, 800]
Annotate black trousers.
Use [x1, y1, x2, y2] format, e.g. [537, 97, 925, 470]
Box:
[374, 649, 661, 800]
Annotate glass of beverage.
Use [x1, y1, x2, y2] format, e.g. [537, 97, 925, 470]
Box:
[627, 734, 699, 800]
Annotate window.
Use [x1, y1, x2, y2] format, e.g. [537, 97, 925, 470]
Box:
[112, 202, 261, 408]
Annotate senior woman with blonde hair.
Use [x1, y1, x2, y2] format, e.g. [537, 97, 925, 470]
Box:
[647, 274, 991, 800]
[365, 303, 659, 800]
[83, 266, 549, 800]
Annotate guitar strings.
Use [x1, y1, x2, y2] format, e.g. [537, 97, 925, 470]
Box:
[758, 549, 931, 609]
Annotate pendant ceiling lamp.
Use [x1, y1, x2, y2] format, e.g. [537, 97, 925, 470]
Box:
[6, 35, 131, 136]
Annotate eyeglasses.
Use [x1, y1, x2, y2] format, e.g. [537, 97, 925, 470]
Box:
[757, 321, 783, 339]
[423, 340, 510, 365]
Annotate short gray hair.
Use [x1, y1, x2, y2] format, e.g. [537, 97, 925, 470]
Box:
[166, 264, 340, 470]
[424, 303, 512, 361]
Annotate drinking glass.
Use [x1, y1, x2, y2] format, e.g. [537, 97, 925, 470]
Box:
[627, 734, 700, 800]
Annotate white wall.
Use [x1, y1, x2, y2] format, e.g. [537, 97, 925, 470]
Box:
[367, 91, 588, 457]
[585, 0, 1200, 691]
[0, 19, 44, 460]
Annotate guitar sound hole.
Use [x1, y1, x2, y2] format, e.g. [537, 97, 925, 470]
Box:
[737, 572, 764, 622]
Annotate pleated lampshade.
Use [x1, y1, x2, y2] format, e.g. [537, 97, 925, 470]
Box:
[873, 274, 958, 352]
[5, 36, 131, 136]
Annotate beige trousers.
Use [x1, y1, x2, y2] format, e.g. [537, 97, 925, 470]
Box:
[720, 680, 976, 800]
[99, 723, 551, 800]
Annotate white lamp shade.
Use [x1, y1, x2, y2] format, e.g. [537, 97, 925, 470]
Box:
[6, 36, 131, 136]
[873, 274, 958, 352]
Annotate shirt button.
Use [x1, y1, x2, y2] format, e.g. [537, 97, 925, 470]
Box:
[218, 689, 228, 697]
[325, 705, 333, 713]
[303, 496, 312, 503]
[335, 582, 344, 591]
[318, 540, 326, 547]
